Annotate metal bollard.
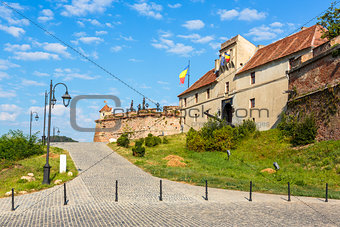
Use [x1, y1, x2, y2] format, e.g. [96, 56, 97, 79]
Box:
[288, 182, 291, 202]
[11, 188, 14, 211]
[159, 180, 163, 201]
[205, 180, 208, 201]
[325, 183, 328, 202]
[64, 183, 67, 205]
[115, 180, 118, 202]
[249, 181, 252, 202]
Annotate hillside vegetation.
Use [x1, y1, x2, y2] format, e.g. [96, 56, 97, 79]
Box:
[109, 129, 340, 199]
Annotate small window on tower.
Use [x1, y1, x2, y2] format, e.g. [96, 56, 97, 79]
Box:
[250, 98, 255, 108]
[206, 89, 210, 99]
[195, 93, 198, 103]
[251, 72, 255, 84]
[225, 82, 229, 93]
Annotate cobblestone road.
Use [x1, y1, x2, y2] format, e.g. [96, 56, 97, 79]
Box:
[0, 142, 339, 226]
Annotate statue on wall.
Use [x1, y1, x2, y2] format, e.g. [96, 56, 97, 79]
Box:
[130, 100, 134, 112]
[142, 97, 145, 110]
[137, 104, 141, 112]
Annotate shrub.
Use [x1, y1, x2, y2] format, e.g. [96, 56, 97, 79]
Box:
[187, 131, 205, 152]
[212, 126, 236, 151]
[291, 115, 317, 146]
[117, 133, 129, 148]
[162, 137, 169, 144]
[237, 119, 257, 138]
[132, 140, 145, 157]
[0, 130, 44, 161]
[145, 134, 161, 147]
[278, 114, 317, 146]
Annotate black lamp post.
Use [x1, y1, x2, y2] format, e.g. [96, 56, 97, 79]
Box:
[43, 80, 71, 185]
[42, 90, 48, 145]
[53, 126, 60, 137]
[29, 111, 39, 138]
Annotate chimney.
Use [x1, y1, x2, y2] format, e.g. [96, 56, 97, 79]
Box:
[301, 26, 308, 31]
[257, 45, 265, 49]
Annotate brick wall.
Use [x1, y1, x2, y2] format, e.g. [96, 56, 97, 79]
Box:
[93, 111, 181, 142]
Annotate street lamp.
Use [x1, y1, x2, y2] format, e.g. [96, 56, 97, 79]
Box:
[53, 126, 60, 137]
[43, 80, 71, 185]
[42, 90, 48, 145]
[29, 111, 39, 138]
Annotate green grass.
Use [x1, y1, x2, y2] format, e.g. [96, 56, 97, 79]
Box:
[108, 129, 340, 199]
[0, 146, 78, 197]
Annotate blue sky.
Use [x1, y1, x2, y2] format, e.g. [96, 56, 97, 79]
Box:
[0, 0, 335, 142]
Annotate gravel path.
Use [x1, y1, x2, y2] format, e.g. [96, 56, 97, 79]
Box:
[0, 142, 339, 226]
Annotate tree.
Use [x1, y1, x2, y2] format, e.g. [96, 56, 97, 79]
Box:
[317, 2, 340, 40]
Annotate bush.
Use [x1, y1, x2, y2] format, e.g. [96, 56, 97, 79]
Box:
[162, 137, 169, 144]
[186, 131, 205, 152]
[132, 140, 145, 157]
[117, 133, 129, 148]
[237, 119, 257, 138]
[0, 130, 44, 161]
[278, 114, 317, 146]
[212, 126, 236, 151]
[291, 115, 317, 146]
[145, 134, 161, 147]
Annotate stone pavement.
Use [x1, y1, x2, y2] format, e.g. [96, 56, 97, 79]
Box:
[0, 142, 339, 226]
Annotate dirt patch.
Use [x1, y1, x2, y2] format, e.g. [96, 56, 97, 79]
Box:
[292, 144, 314, 150]
[41, 153, 60, 158]
[163, 155, 186, 167]
[146, 161, 157, 165]
[261, 168, 276, 174]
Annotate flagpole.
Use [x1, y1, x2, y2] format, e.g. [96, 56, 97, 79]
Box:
[188, 60, 190, 88]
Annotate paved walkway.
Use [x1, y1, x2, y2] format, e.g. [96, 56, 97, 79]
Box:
[0, 142, 339, 226]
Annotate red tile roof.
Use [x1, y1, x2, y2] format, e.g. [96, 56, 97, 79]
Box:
[237, 25, 327, 75]
[178, 69, 217, 97]
[99, 104, 112, 112]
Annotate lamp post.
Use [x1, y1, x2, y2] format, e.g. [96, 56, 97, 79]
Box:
[42, 90, 48, 145]
[43, 80, 71, 185]
[53, 126, 60, 137]
[29, 111, 39, 138]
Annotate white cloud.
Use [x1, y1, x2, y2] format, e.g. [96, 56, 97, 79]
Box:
[4, 43, 31, 52]
[130, 1, 163, 19]
[77, 21, 85, 27]
[38, 9, 54, 22]
[239, 8, 266, 21]
[33, 71, 49, 77]
[62, 0, 115, 17]
[95, 30, 108, 35]
[157, 80, 169, 85]
[21, 79, 47, 86]
[0, 104, 21, 112]
[0, 25, 25, 37]
[110, 45, 122, 52]
[54, 68, 97, 81]
[129, 58, 142, 62]
[0, 71, 10, 80]
[77, 36, 103, 44]
[43, 43, 71, 58]
[0, 112, 19, 121]
[120, 35, 135, 41]
[182, 20, 205, 30]
[270, 22, 283, 27]
[0, 3, 29, 26]
[152, 38, 194, 57]
[140, 84, 151, 89]
[168, 3, 181, 8]
[0, 59, 20, 70]
[177, 33, 214, 43]
[0, 87, 16, 98]
[13, 51, 60, 61]
[73, 31, 87, 37]
[209, 42, 220, 50]
[218, 8, 266, 21]
[86, 19, 102, 26]
[217, 9, 239, 20]
[246, 25, 281, 41]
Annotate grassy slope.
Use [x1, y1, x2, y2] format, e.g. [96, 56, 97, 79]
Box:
[108, 129, 340, 199]
[0, 146, 78, 197]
